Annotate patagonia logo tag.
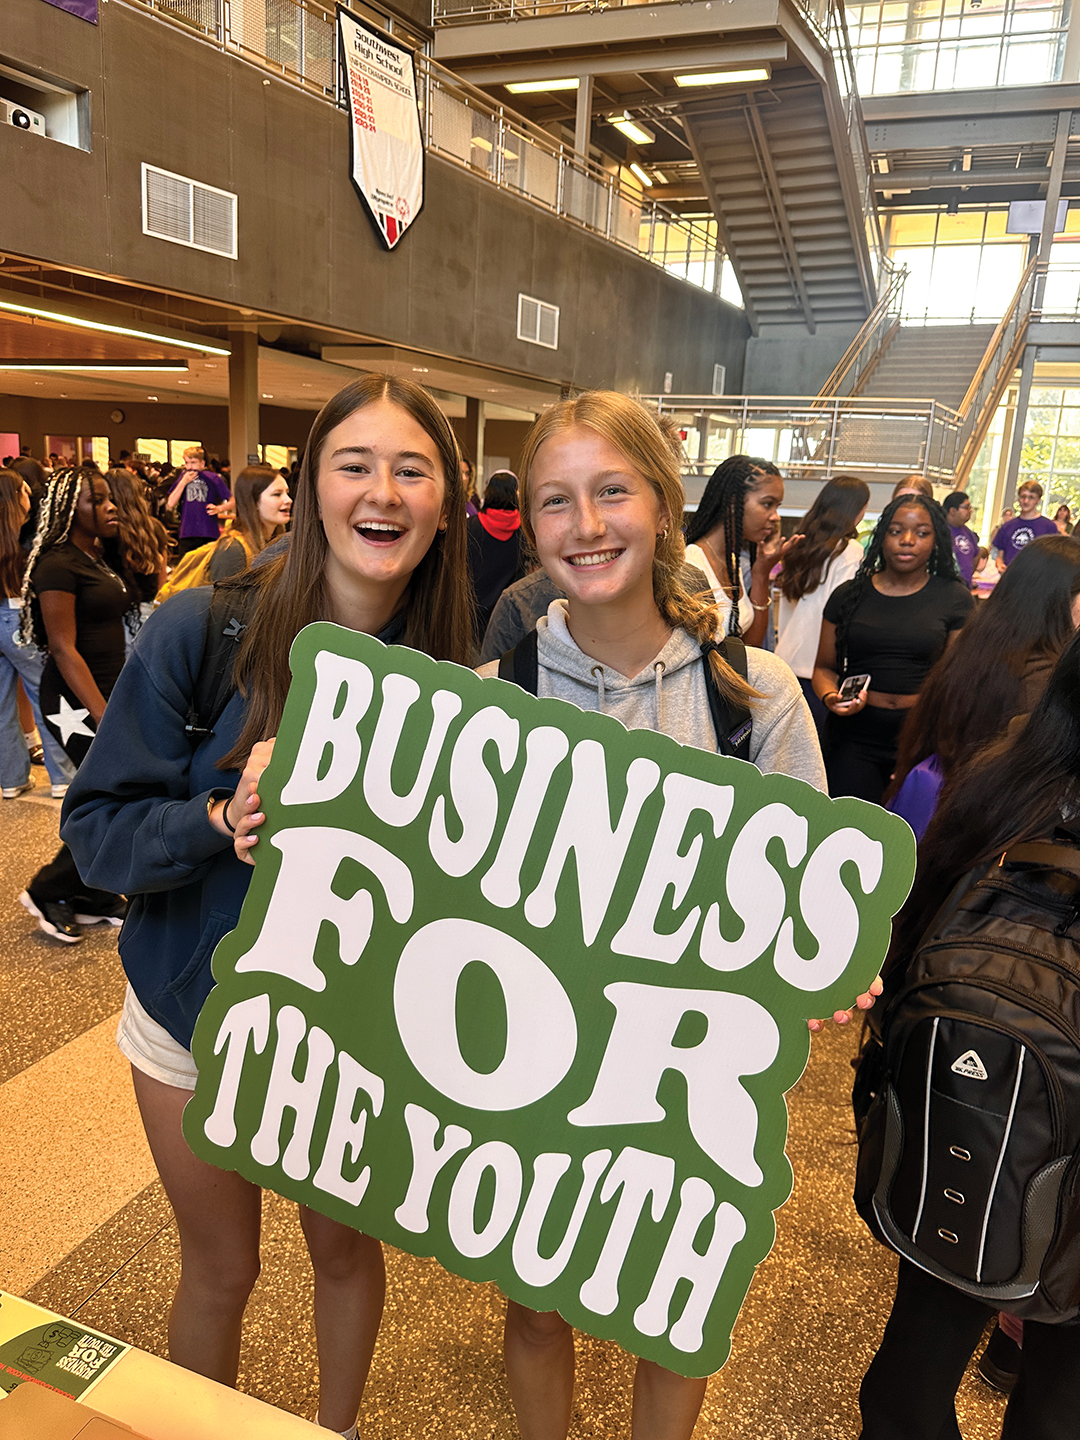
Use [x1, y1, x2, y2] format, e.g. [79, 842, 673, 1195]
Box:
[950, 1050, 988, 1081]
[728, 721, 752, 750]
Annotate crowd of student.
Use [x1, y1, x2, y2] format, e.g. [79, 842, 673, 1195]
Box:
[5, 380, 1080, 1439]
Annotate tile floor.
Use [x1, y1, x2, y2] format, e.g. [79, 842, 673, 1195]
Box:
[1, 779, 1009, 1437]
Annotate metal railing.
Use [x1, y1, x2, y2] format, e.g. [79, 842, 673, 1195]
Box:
[639, 394, 963, 495]
[818, 262, 906, 399]
[120, 0, 724, 291]
[826, 0, 888, 286]
[952, 255, 1040, 481]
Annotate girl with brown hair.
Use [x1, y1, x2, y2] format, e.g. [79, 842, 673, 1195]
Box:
[62, 375, 474, 1437]
[206, 464, 292, 582]
[105, 466, 169, 607]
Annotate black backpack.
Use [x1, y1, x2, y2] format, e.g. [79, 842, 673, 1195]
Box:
[854, 836, 1080, 1322]
[496, 630, 753, 760]
[184, 583, 259, 744]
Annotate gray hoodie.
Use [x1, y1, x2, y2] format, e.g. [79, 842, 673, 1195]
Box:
[479, 600, 827, 792]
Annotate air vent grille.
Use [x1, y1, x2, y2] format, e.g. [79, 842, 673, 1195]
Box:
[142, 163, 237, 259]
[517, 293, 559, 350]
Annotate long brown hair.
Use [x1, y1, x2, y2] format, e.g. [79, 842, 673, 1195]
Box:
[106, 467, 167, 577]
[220, 374, 474, 770]
[517, 392, 760, 711]
[0, 469, 27, 599]
[779, 474, 869, 602]
[229, 465, 283, 556]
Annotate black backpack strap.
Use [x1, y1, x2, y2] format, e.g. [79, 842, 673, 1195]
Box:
[1001, 841, 1080, 879]
[700, 637, 752, 760]
[185, 585, 256, 742]
[497, 629, 539, 695]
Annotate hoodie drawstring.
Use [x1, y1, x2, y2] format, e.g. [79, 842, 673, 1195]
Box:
[654, 660, 666, 733]
[590, 664, 606, 713]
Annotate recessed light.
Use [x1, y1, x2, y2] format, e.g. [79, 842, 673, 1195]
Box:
[506, 77, 579, 93]
[630, 162, 653, 187]
[178, 380, 189, 384]
[262, 393, 274, 398]
[412, 367, 429, 373]
[674, 67, 770, 87]
[612, 113, 655, 146]
[148, 395, 158, 401]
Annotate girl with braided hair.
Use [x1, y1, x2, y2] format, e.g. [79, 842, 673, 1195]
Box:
[812, 493, 972, 803]
[684, 453, 795, 648]
[17, 467, 137, 940]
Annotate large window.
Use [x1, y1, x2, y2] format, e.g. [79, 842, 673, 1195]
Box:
[846, 0, 1069, 96]
[887, 210, 1029, 322]
[1019, 385, 1080, 512]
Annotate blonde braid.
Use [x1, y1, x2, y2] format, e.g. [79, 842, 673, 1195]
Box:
[17, 468, 83, 648]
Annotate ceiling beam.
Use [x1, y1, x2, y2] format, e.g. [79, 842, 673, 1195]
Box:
[873, 166, 1080, 190]
[455, 40, 787, 87]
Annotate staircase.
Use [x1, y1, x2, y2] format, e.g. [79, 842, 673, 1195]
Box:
[682, 83, 874, 332]
[855, 324, 997, 409]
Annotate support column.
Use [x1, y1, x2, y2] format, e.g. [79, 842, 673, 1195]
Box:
[1062, 3, 1080, 83]
[465, 396, 485, 490]
[1002, 345, 1037, 500]
[1035, 110, 1072, 307]
[574, 75, 594, 159]
[228, 328, 260, 470]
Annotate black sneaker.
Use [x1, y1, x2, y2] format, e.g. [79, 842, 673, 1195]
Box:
[19, 890, 82, 944]
[74, 900, 128, 927]
[977, 1322, 1021, 1394]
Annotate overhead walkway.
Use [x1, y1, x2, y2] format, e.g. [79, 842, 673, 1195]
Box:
[433, 0, 882, 333]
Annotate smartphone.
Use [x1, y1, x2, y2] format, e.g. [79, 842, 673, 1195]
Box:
[838, 673, 871, 701]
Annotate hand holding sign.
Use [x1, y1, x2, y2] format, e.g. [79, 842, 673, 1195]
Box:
[185, 624, 915, 1378]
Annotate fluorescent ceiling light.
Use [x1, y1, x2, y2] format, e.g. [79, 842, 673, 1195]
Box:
[674, 67, 769, 87]
[630, 162, 653, 187]
[0, 296, 231, 355]
[0, 362, 190, 372]
[612, 113, 655, 146]
[505, 77, 579, 93]
[470, 136, 493, 151]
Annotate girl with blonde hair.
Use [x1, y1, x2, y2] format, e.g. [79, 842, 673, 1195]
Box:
[479, 390, 825, 1440]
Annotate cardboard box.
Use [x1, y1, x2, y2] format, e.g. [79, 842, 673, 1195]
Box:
[0, 1381, 151, 1438]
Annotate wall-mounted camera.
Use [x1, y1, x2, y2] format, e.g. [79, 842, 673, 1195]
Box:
[1, 99, 46, 135]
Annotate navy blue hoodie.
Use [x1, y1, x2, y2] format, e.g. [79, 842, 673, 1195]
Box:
[61, 586, 402, 1050]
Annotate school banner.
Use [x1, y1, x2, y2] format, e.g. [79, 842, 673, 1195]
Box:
[337, 6, 423, 250]
[40, 0, 98, 20]
[185, 626, 915, 1377]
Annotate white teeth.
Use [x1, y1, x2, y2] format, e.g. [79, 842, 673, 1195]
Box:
[358, 521, 405, 534]
[568, 550, 621, 567]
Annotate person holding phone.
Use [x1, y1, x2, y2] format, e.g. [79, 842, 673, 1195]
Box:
[812, 494, 973, 803]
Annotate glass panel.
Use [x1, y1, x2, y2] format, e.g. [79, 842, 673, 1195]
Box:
[890, 212, 938, 245]
[170, 440, 203, 466]
[136, 439, 169, 465]
[936, 212, 985, 243]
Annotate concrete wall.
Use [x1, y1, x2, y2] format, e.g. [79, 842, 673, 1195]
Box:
[2, 0, 748, 398]
[743, 323, 862, 397]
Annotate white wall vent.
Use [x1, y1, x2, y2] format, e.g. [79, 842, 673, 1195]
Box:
[712, 363, 726, 395]
[142, 163, 237, 259]
[517, 294, 559, 350]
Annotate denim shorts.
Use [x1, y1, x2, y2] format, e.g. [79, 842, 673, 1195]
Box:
[116, 983, 198, 1091]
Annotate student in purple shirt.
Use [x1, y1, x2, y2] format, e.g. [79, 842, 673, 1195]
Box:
[991, 480, 1058, 568]
[943, 490, 979, 586]
[166, 447, 232, 555]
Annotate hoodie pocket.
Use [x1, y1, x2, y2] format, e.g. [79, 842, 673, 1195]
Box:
[165, 908, 238, 1001]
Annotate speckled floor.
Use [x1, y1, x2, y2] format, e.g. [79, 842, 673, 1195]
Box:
[2, 776, 1010, 1438]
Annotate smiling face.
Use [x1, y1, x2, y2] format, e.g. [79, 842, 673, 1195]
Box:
[882, 502, 934, 576]
[316, 397, 448, 599]
[529, 425, 667, 610]
[72, 475, 118, 543]
[257, 476, 292, 534]
[742, 472, 784, 545]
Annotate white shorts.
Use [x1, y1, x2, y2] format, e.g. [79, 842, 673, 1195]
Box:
[116, 983, 199, 1091]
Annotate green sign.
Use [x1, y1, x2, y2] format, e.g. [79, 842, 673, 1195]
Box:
[185, 624, 914, 1377]
[0, 1296, 128, 1400]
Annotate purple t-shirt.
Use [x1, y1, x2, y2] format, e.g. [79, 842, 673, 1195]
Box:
[178, 470, 231, 540]
[992, 514, 1058, 566]
[950, 523, 979, 585]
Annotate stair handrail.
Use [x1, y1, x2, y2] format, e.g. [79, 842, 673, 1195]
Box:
[952, 256, 1042, 483]
[817, 261, 907, 401]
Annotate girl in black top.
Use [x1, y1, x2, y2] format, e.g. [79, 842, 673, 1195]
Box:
[18, 468, 138, 940]
[813, 495, 972, 802]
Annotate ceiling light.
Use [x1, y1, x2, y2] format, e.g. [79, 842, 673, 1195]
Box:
[612, 113, 655, 146]
[0, 296, 230, 355]
[301, 382, 313, 387]
[630, 162, 653, 187]
[470, 136, 493, 152]
[412, 367, 429, 373]
[178, 380, 189, 384]
[653, 169, 669, 184]
[502, 146, 519, 160]
[262, 393, 273, 398]
[0, 362, 190, 372]
[674, 67, 769, 87]
[505, 77, 579, 93]
[147, 395, 158, 400]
